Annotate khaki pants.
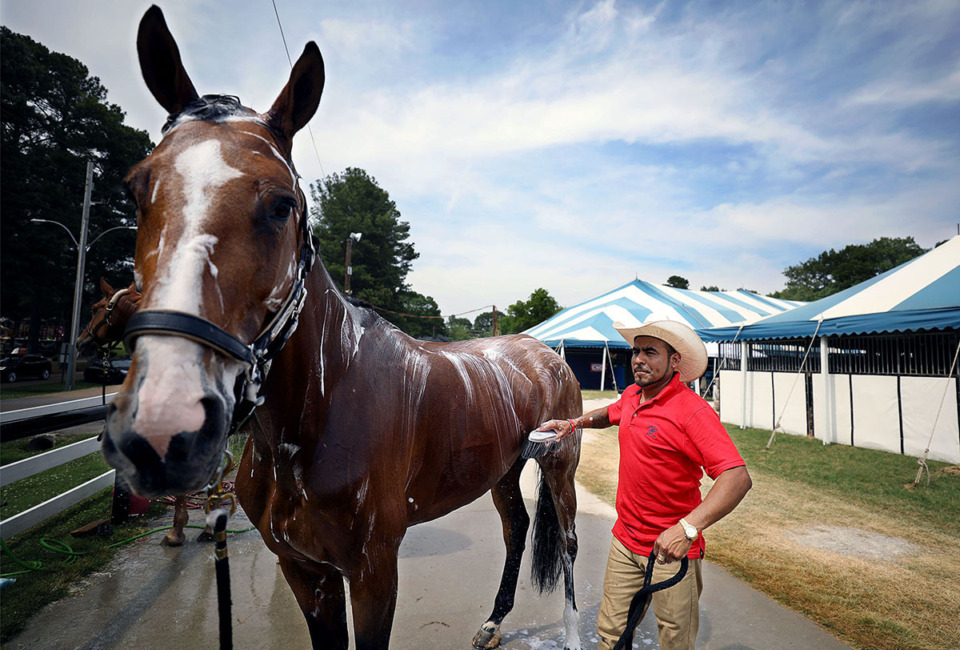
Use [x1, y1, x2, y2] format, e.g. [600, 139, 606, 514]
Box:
[597, 537, 703, 650]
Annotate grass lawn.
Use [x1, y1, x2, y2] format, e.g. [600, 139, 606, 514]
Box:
[0, 380, 106, 400]
[577, 423, 960, 649]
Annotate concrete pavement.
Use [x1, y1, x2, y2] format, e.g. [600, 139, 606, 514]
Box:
[8, 464, 848, 649]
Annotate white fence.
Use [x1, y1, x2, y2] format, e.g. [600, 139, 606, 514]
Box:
[1, 396, 117, 540]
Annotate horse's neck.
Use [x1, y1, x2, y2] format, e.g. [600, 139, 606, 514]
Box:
[259, 265, 366, 438]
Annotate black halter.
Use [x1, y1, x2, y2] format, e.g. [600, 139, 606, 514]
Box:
[124, 212, 317, 435]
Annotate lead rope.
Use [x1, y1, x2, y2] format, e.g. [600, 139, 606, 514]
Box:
[204, 451, 237, 650]
[913, 338, 960, 486]
[612, 552, 688, 650]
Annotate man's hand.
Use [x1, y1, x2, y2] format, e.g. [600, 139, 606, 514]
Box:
[653, 523, 692, 564]
[535, 419, 575, 441]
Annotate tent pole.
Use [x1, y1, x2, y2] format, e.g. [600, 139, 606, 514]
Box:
[740, 341, 749, 429]
[819, 335, 831, 445]
[600, 345, 608, 391]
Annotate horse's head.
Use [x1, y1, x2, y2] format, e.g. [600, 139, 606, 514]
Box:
[77, 278, 141, 357]
[103, 6, 324, 496]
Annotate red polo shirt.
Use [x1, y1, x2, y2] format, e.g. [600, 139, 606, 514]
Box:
[608, 374, 745, 558]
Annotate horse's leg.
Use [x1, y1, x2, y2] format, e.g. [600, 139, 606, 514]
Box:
[537, 453, 581, 650]
[278, 557, 348, 650]
[348, 545, 401, 650]
[472, 458, 530, 649]
[160, 495, 188, 546]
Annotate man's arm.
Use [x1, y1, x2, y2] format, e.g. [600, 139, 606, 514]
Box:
[537, 406, 611, 441]
[654, 465, 753, 563]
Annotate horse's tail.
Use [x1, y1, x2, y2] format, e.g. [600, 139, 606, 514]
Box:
[530, 472, 563, 594]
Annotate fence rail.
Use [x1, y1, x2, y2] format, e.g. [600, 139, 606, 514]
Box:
[0, 397, 117, 540]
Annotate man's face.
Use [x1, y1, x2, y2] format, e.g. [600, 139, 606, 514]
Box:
[631, 335, 678, 389]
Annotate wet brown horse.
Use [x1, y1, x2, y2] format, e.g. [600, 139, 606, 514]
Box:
[103, 7, 583, 649]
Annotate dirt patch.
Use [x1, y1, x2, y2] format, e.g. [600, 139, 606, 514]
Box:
[786, 525, 919, 560]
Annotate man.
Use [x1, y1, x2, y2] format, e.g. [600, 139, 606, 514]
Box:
[537, 320, 752, 649]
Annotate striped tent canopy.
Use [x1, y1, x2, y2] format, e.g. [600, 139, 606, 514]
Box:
[525, 280, 804, 349]
[699, 235, 960, 342]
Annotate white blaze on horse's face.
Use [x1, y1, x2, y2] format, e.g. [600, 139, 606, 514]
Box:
[129, 137, 246, 458]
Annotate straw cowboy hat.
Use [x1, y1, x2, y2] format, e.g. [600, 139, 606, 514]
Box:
[613, 319, 708, 383]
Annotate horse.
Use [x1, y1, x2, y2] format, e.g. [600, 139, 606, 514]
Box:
[76, 278, 142, 358]
[102, 7, 583, 649]
[77, 277, 208, 547]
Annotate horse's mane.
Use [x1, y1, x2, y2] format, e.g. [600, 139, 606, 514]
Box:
[162, 94, 261, 133]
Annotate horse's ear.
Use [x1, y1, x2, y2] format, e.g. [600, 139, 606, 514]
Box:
[137, 5, 199, 116]
[100, 277, 115, 296]
[266, 42, 325, 145]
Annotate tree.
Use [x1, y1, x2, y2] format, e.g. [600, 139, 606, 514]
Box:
[498, 288, 562, 334]
[310, 168, 445, 337]
[771, 237, 927, 301]
[447, 316, 473, 341]
[0, 28, 153, 350]
[473, 311, 495, 336]
[700, 285, 722, 292]
[666, 275, 690, 289]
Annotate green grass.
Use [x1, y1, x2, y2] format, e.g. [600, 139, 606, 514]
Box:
[0, 380, 105, 400]
[0, 431, 100, 465]
[727, 425, 960, 534]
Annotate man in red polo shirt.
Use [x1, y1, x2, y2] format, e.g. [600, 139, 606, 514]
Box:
[536, 319, 752, 650]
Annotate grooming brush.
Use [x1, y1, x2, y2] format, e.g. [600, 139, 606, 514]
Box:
[521, 429, 559, 459]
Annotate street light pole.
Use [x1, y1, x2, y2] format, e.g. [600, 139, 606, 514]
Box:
[65, 161, 94, 391]
[343, 232, 362, 295]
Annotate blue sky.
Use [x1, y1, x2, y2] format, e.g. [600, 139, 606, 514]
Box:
[4, 0, 959, 318]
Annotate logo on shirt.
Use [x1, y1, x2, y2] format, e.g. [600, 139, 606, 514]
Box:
[646, 425, 659, 438]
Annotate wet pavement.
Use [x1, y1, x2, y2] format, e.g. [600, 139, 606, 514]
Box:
[7, 468, 848, 649]
[6, 396, 849, 649]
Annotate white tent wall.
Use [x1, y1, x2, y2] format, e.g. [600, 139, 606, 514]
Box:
[902, 377, 960, 462]
[722, 369, 960, 463]
[851, 375, 901, 454]
[718, 369, 808, 434]
[812, 373, 852, 446]
[773, 372, 809, 435]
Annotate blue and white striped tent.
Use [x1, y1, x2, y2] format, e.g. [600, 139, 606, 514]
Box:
[524, 280, 803, 389]
[699, 235, 960, 342]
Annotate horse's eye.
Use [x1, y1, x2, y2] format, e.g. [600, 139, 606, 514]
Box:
[272, 201, 295, 222]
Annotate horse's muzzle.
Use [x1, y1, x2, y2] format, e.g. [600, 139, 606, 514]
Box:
[102, 394, 229, 497]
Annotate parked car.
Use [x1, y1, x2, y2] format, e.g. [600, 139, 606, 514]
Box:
[83, 357, 132, 385]
[0, 354, 53, 383]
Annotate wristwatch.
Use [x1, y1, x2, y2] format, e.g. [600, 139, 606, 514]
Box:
[679, 518, 699, 541]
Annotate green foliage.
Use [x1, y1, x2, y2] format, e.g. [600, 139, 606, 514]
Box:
[309, 168, 446, 338]
[700, 285, 722, 292]
[446, 316, 473, 341]
[472, 311, 495, 336]
[772, 237, 927, 301]
[666, 275, 690, 289]
[0, 28, 153, 349]
[498, 288, 562, 334]
[391, 291, 448, 339]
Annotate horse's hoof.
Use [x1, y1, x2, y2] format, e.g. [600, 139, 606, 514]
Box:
[196, 530, 214, 543]
[472, 622, 501, 649]
[160, 534, 184, 547]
